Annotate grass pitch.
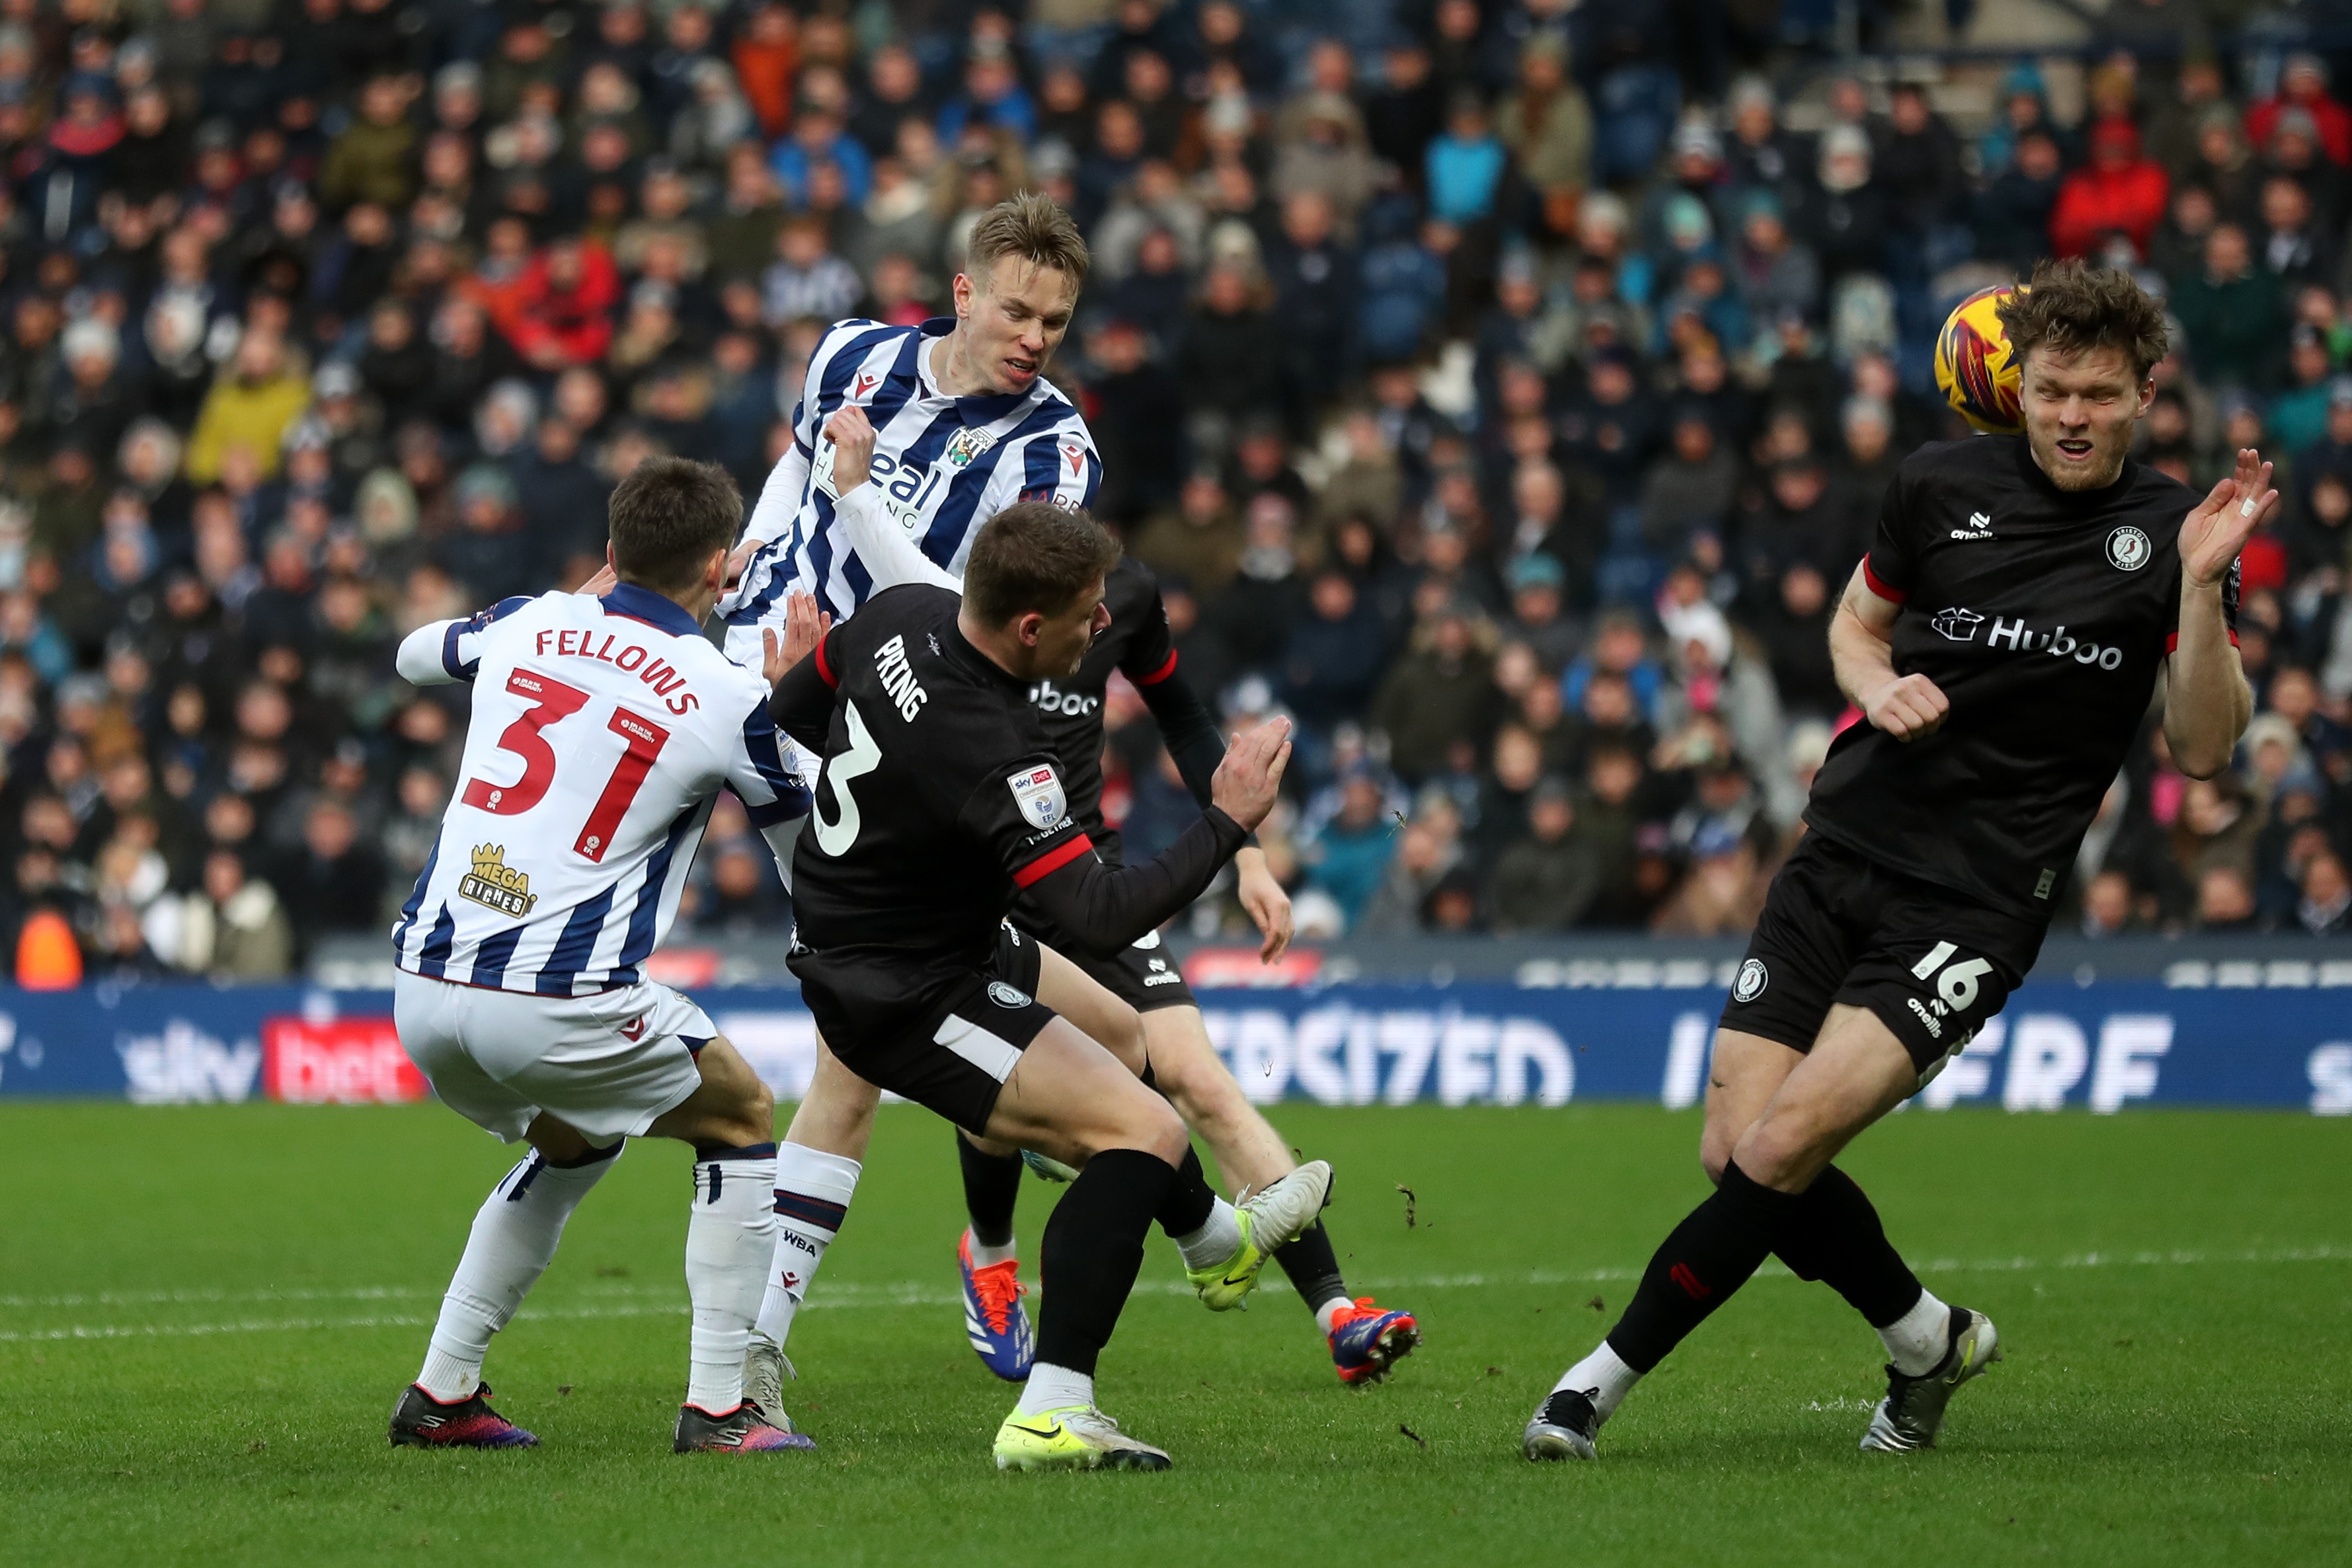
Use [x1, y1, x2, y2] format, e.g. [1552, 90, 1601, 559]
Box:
[1, 1101, 2346, 1567]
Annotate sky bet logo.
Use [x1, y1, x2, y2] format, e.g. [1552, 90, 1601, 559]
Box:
[1933, 608, 2125, 670]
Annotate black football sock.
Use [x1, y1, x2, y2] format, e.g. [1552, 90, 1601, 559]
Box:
[1153, 1144, 1218, 1238]
[1033, 1148, 1174, 1377]
[1274, 1222, 1349, 1317]
[1604, 1159, 1802, 1374]
[956, 1132, 1024, 1250]
[1772, 1163, 1925, 1328]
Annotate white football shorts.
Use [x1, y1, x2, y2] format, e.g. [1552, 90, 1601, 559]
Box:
[395, 972, 716, 1143]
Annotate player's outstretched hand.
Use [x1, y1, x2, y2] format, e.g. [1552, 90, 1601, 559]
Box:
[1863, 672, 1949, 742]
[824, 406, 878, 494]
[725, 538, 759, 590]
[762, 592, 831, 686]
[1210, 717, 1293, 834]
[1235, 850, 1295, 963]
[578, 561, 618, 596]
[2181, 446, 2277, 589]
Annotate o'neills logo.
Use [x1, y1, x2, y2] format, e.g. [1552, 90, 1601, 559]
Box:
[459, 844, 537, 917]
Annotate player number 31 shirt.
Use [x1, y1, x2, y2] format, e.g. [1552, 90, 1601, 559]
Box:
[1805, 435, 2238, 921]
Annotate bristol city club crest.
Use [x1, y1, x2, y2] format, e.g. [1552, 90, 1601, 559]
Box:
[1006, 764, 1067, 830]
[2106, 526, 2152, 572]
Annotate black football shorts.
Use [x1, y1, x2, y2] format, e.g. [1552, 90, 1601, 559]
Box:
[1003, 898, 1199, 1013]
[789, 945, 1058, 1136]
[1719, 831, 2047, 1080]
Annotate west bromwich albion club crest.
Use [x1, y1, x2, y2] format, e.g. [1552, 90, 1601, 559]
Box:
[944, 426, 998, 468]
[1007, 764, 1067, 830]
[459, 844, 537, 917]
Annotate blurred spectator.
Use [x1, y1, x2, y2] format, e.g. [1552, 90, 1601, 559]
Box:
[2195, 863, 2261, 933]
[1275, 91, 1378, 241]
[763, 216, 863, 325]
[321, 75, 420, 212]
[184, 333, 311, 485]
[2245, 54, 2352, 169]
[1359, 791, 1467, 933]
[273, 799, 386, 953]
[173, 849, 294, 978]
[1300, 767, 1399, 931]
[1374, 603, 1500, 783]
[2049, 120, 2168, 262]
[2171, 225, 2288, 391]
[1640, 409, 1739, 557]
[1493, 36, 1590, 217]
[1280, 569, 1390, 729]
[1489, 775, 1598, 931]
[2295, 849, 2352, 935]
[1650, 819, 1766, 935]
[1503, 553, 1579, 672]
[1977, 130, 2065, 274]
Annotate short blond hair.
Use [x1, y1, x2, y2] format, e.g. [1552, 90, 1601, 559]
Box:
[965, 192, 1091, 292]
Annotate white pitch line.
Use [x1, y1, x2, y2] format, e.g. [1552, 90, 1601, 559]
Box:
[1, 1245, 2343, 1347]
[0, 1282, 681, 1310]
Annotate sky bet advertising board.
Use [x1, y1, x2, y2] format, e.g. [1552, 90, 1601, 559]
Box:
[0, 971, 2345, 1115]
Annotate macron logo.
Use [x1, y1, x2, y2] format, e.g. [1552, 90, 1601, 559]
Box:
[852, 371, 879, 401]
[1950, 510, 1994, 541]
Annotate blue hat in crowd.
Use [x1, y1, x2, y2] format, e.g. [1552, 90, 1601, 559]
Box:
[1509, 553, 1566, 592]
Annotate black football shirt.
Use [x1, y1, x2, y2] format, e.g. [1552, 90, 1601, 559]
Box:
[782, 584, 1097, 976]
[1807, 434, 2238, 920]
[1017, 555, 1179, 849]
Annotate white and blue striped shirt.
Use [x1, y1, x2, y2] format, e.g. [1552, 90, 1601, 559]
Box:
[389, 585, 810, 996]
[719, 317, 1102, 635]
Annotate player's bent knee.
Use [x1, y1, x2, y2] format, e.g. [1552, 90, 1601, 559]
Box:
[1698, 1112, 1754, 1186]
[1080, 1084, 1189, 1166]
[1730, 1112, 1830, 1192]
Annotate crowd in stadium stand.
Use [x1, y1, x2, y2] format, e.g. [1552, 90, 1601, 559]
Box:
[1, 0, 2350, 985]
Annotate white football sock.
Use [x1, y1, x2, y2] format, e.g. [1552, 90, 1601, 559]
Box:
[685, 1146, 778, 1413]
[754, 1142, 861, 1348]
[1015, 1361, 1095, 1417]
[1314, 1298, 1350, 1336]
[1172, 1197, 1242, 1271]
[1879, 1288, 1952, 1377]
[1553, 1340, 1643, 1423]
[416, 1142, 622, 1402]
[967, 1230, 1019, 1269]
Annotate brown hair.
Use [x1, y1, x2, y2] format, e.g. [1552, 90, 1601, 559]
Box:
[1996, 258, 2171, 381]
[965, 192, 1091, 291]
[606, 456, 741, 593]
[962, 502, 1120, 625]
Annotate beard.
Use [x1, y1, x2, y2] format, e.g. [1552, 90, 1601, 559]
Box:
[2027, 420, 2134, 491]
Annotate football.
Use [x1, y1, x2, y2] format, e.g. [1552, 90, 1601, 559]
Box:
[1934, 284, 2026, 434]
